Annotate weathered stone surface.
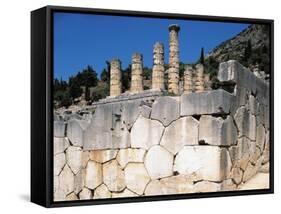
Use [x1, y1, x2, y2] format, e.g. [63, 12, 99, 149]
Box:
[66, 192, 78, 201]
[89, 149, 118, 163]
[79, 188, 92, 200]
[145, 175, 195, 195]
[239, 173, 269, 190]
[160, 116, 198, 154]
[139, 105, 152, 119]
[58, 165, 74, 196]
[259, 162, 269, 173]
[116, 148, 146, 168]
[180, 89, 234, 116]
[74, 169, 85, 195]
[103, 160, 126, 192]
[83, 103, 131, 150]
[93, 184, 112, 199]
[54, 176, 59, 194]
[230, 167, 243, 184]
[54, 153, 66, 176]
[159, 175, 194, 194]
[194, 181, 221, 192]
[256, 124, 266, 151]
[144, 145, 173, 179]
[243, 159, 262, 182]
[199, 115, 237, 146]
[131, 116, 164, 149]
[124, 163, 150, 195]
[66, 119, 89, 147]
[249, 95, 258, 115]
[111, 189, 138, 198]
[54, 121, 65, 137]
[174, 146, 231, 182]
[228, 137, 251, 163]
[54, 137, 69, 155]
[234, 106, 256, 141]
[151, 96, 180, 126]
[66, 146, 82, 175]
[82, 151, 89, 168]
[84, 161, 102, 190]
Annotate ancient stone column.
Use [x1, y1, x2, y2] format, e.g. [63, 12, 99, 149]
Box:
[131, 53, 144, 93]
[183, 65, 194, 94]
[168, 24, 180, 95]
[194, 63, 205, 93]
[152, 42, 165, 90]
[110, 59, 122, 96]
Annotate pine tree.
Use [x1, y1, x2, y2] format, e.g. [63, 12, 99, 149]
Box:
[200, 47, 205, 65]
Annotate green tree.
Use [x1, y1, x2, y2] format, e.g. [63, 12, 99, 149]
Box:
[200, 47, 205, 65]
[69, 76, 82, 99]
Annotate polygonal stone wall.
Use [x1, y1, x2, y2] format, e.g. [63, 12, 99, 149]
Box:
[53, 60, 270, 201]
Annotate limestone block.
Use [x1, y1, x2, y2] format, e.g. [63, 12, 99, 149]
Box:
[139, 105, 152, 119]
[230, 167, 243, 184]
[89, 149, 118, 163]
[144, 145, 173, 179]
[66, 119, 89, 147]
[259, 162, 269, 173]
[151, 96, 180, 126]
[234, 106, 256, 141]
[121, 100, 143, 129]
[84, 161, 102, 190]
[79, 188, 92, 200]
[243, 163, 257, 182]
[228, 137, 252, 165]
[54, 176, 59, 194]
[54, 137, 69, 155]
[160, 116, 199, 154]
[199, 115, 237, 146]
[144, 180, 163, 195]
[131, 116, 164, 150]
[66, 193, 78, 201]
[159, 175, 194, 194]
[93, 184, 112, 199]
[103, 160, 126, 192]
[54, 121, 65, 137]
[111, 189, 138, 198]
[239, 172, 269, 190]
[58, 165, 74, 196]
[74, 169, 85, 195]
[256, 124, 266, 151]
[116, 148, 146, 168]
[124, 163, 150, 195]
[83, 103, 132, 150]
[194, 181, 221, 193]
[82, 151, 90, 168]
[174, 146, 232, 182]
[66, 146, 82, 175]
[54, 153, 66, 176]
[249, 95, 258, 115]
[180, 89, 234, 116]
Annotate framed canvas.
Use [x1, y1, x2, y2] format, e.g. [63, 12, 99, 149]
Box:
[31, 5, 274, 207]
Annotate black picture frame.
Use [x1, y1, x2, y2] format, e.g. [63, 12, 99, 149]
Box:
[31, 5, 274, 208]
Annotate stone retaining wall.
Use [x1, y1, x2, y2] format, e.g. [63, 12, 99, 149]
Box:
[53, 60, 270, 201]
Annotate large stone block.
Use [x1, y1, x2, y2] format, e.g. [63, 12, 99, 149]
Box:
[116, 148, 146, 168]
[160, 116, 199, 154]
[180, 89, 234, 116]
[111, 189, 138, 198]
[58, 165, 74, 196]
[54, 121, 65, 138]
[83, 104, 131, 150]
[79, 188, 92, 200]
[93, 184, 112, 199]
[174, 146, 232, 182]
[151, 96, 180, 126]
[89, 149, 118, 163]
[199, 115, 237, 146]
[131, 116, 164, 149]
[103, 160, 126, 192]
[144, 145, 173, 179]
[66, 119, 89, 147]
[84, 161, 102, 190]
[124, 163, 150, 195]
[54, 153, 66, 176]
[234, 106, 256, 141]
[66, 146, 83, 175]
[54, 137, 69, 155]
[256, 124, 266, 151]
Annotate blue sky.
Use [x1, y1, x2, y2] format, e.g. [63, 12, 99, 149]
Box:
[54, 12, 249, 80]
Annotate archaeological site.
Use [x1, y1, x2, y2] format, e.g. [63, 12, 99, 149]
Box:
[53, 24, 270, 201]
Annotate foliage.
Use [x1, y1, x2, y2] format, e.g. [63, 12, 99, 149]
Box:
[91, 82, 109, 102]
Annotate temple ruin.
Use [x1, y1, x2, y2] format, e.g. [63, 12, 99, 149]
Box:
[53, 24, 270, 201]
